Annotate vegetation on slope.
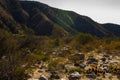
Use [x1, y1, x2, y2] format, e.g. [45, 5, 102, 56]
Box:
[0, 0, 120, 79]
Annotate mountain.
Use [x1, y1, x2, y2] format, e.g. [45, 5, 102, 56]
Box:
[103, 23, 120, 37]
[0, 0, 120, 37]
[0, 0, 68, 37]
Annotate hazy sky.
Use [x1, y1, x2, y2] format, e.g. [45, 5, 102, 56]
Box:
[33, 0, 120, 24]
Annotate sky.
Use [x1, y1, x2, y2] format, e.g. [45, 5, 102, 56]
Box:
[33, 0, 120, 24]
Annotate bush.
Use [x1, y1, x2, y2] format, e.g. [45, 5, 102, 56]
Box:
[0, 29, 19, 57]
[75, 33, 94, 45]
[70, 33, 95, 48]
[104, 41, 120, 51]
[0, 59, 29, 80]
[32, 54, 50, 62]
[48, 58, 64, 71]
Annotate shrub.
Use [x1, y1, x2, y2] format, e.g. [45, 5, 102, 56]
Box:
[48, 58, 64, 71]
[74, 33, 95, 45]
[70, 33, 95, 50]
[0, 59, 29, 80]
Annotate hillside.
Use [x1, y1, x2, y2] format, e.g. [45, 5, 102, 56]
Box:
[0, 0, 120, 37]
[20, 1, 120, 37]
[0, 0, 120, 80]
[0, 0, 67, 37]
[103, 23, 120, 37]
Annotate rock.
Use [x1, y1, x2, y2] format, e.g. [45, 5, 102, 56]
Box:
[86, 73, 96, 79]
[79, 63, 86, 69]
[38, 70, 43, 73]
[100, 57, 106, 62]
[68, 72, 81, 80]
[64, 65, 75, 72]
[60, 78, 66, 80]
[87, 57, 98, 64]
[28, 78, 39, 80]
[103, 52, 109, 57]
[74, 63, 80, 67]
[103, 67, 111, 73]
[116, 71, 120, 76]
[74, 52, 85, 61]
[102, 64, 109, 68]
[50, 72, 60, 79]
[96, 78, 102, 80]
[37, 60, 44, 65]
[1, 56, 7, 60]
[23, 49, 31, 56]
[39, 75, 48, 80]
[109, 61, 118, 65]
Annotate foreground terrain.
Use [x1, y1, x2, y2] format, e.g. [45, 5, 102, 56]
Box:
[0, 0, 120, 80]
[27, 48, 120, 80]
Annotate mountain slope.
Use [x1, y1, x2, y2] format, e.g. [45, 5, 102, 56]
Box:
[0, 0, 67, 37]
[20, 1, 120, 37]
[0, 0, 120, 37]
[0, 0, 30, 34]
[103, 23, 120, 36]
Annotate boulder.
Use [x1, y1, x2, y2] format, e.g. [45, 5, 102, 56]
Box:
[103, 67, 111, 73]
[87, 57, 98, 64]
[86, 73, 96, 79]
[103, 52, 109, 57]
[64, 65, 75, 72]
[39, 75, 48, 80]
[1, 56, 6, 60]
[68, 72, 81, 80]
[74, 62, 80, 67]
[50, 72, 60, 79]
[23, 49, 31, 56]
[79, 63, 86, 69]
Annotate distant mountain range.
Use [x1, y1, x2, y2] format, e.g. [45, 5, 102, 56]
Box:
[0, 0, 120, 37]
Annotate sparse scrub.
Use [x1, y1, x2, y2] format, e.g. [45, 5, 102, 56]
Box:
[48, 58, 65, 71]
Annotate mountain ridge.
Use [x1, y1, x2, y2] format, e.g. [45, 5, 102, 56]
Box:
[0, 0, 120, 37]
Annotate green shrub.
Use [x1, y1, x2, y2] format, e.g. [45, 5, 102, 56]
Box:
[0, 59, 29, 80]
[70, 33, 95, 50]
[48, 58, 64, 71]
[75, 33, 95, 45]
